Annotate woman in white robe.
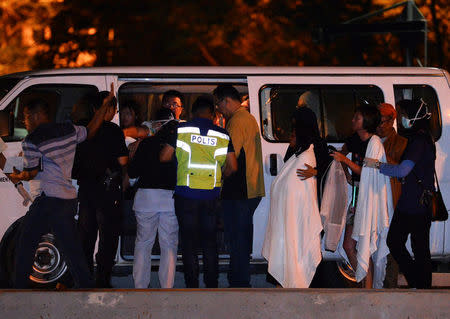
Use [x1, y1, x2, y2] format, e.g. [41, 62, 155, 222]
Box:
[331, 104, 392, 288]
[262, 107, 323, 288]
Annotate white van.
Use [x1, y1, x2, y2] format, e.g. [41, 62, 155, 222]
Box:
[0, 67, 449, 287]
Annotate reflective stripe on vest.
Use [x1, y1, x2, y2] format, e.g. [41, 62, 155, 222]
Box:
[176, 126, 228, 190]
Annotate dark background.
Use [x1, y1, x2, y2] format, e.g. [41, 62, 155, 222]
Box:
[0, 0, 448, 75]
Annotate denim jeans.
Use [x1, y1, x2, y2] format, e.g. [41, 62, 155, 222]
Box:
[222, 197, 261, 287]
[133, 209, 178, 288]
[175, 196, 219, 288]
[14, 194, 93, 288]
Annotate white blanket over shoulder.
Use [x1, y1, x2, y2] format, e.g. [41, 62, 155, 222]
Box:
[352, 135, 393, 288]
[262, 145, 323, 288]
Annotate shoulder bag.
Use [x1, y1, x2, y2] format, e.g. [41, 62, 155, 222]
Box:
[415, 169, 448, 222]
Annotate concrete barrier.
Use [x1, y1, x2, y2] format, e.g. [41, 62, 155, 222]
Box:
[1, 288, 449, 319]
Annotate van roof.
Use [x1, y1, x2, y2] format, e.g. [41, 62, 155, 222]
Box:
[1, 66, 447, 79]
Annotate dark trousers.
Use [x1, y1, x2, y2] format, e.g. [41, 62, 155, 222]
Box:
[387, 209, 432, 289]
[78, 185, 122, 286]
[175, 196, 218, 288]
[14, 194, 93, 288]
[222, 197, 261, 287]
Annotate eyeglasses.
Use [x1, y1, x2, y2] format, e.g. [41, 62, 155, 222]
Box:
[163, 102, 182, 108]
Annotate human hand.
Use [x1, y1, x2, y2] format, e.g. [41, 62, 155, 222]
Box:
[363, 158, 380, 169]
[102, 83, 115, 107]
[330, 151, 347, 163]
[17, 183, 32, 206]
[296, 164, 317, 180]
[7, 166, 22, 184]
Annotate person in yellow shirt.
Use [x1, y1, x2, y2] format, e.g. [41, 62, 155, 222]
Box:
[214, 85, 265, 287]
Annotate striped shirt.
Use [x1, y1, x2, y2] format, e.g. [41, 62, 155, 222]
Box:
[22, 122, 87, 199]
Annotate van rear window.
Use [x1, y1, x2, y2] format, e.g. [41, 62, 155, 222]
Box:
[259, 84, 384, 143]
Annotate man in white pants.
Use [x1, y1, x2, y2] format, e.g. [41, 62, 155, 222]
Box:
[128, 109, 179, 288]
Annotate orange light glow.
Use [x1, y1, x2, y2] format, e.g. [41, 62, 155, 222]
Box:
[22, 26, 34, 46]
[75, 51, 97, 66]
[108, 28, 115, 41]
[79, 28, 97, 36]
[44, 26, 51, 40]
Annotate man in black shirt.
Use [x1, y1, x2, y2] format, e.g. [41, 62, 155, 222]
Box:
[73, 91, 128, 288]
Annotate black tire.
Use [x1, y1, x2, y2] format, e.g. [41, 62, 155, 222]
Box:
[1, 218, 72, 288]
[0, 217, 24, 288]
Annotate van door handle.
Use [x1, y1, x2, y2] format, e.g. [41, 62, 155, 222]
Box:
[270, 153, 277, 176]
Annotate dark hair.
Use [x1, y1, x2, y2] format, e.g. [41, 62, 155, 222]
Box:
[156, 120, 178, 142]
[293, 107, 321, 156]
[355, 104, 381, 134]
[25, 99, 51, 116]
[191, 95, 214, 115]
[155, 107, 174, 121]
[213, 84, 241, 103]
[120, 100, 138, 114]
[81, 91, 117, 112]
[120, 100, 140, 124]
[98, 91, 117, 110]
[162, 90, 184, 106]
[397, 99, 431, 133]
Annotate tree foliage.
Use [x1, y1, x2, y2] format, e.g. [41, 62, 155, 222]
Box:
[0, 0, 448, 75]
[0, 0, 61, 74]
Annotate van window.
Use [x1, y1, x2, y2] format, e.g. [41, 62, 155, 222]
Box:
[259, 85, 384, 143]
[117, 83, 248, 129]
[2, 84, 98, 142]
[394, 85, 442, 141]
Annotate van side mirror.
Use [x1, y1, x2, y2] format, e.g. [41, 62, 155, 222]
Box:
[0, 110, 12, 137]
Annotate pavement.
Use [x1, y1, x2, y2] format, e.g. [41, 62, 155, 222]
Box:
[111, 271, 275, 288]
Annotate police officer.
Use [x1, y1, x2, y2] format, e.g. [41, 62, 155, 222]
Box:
[160, 95, 237, 288]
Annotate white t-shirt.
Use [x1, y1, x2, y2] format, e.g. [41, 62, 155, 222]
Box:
[133, 188, 174, 213]
[0, 137, 7, 153]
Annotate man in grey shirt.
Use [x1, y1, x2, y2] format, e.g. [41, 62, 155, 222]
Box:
[8, 85, 115, 288]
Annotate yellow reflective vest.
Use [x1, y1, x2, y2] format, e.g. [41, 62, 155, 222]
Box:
[176, 126, 229, 190]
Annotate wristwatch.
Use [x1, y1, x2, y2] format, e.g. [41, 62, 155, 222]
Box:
[375, 161, 381, 169]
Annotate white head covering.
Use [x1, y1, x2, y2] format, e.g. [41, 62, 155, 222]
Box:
[297, 91, 320, 113]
